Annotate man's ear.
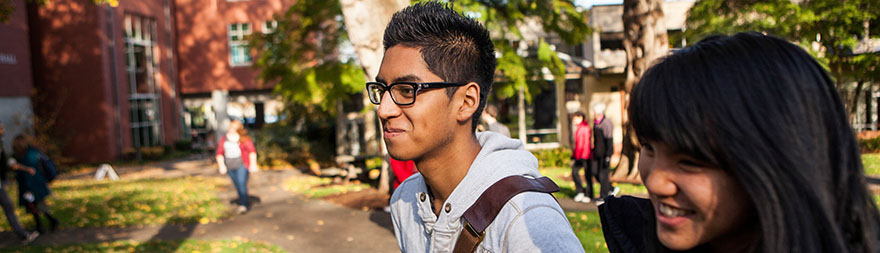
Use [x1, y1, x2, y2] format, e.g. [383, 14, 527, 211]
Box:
[456, 82, 480, 123]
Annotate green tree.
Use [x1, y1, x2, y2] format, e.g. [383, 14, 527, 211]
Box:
[685, 0, 880, 122]
[250, 1, 364, 114]
[448, 0, 591, 145]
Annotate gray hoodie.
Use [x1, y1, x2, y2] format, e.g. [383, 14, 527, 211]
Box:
[389, 131, 584, 252]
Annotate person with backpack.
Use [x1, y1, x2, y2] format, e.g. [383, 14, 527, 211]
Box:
[377, 3, 582, 252]
[0, 123, 40, 243]
[12, 134, 59, 233]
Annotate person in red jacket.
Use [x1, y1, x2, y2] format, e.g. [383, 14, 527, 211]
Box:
[571, 111, 594, 203]
[215, 120, 258, 214]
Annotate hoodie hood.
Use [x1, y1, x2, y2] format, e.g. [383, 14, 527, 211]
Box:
[438, 131, 542, 225]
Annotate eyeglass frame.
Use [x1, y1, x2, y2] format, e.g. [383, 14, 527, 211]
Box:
[366, 81, 467, 106]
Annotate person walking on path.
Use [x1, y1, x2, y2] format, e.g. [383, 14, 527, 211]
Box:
[591, 103, 616, 204]
[570, 111, 594, 203]
[215, 120, 259, 214]
[11, 135, 58, 235]
[376, 3, 582, 252]
[0, 124, 39, 244]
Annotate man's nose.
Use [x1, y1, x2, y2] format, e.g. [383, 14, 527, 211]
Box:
[377, 92, 401, 120]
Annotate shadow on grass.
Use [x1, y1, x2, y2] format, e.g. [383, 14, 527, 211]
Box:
[146, 219, 197, 252]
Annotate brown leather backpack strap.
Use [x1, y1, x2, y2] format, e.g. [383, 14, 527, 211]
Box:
[452, 176, 560, 253]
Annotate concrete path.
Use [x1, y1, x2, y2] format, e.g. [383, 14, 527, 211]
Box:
[0, 155, 612, 251]
[0, 158, 400, 252]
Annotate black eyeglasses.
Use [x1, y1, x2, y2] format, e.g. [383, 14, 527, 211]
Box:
[366, 81, 466, 106]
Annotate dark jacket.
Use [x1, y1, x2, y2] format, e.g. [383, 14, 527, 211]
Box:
[0, 143, 10, 184]
[593, 116, 613, 159]
[13, 148, 50, 206]
[599, 196, 709, 253]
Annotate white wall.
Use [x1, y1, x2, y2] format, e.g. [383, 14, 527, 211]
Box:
[0, 97, 33, 150]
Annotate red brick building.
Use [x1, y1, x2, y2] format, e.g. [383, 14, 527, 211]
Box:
[175, 0, 290, 134]
[24, 0, 183, 163]
[1, 0, 292, 163]
[0, 0, 35, 149]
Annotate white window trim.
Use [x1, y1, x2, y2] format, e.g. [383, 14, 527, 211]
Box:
[228, 23, 253, 67]
[262, 20, 278, 34]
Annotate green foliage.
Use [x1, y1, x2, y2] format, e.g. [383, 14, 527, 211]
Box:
[253, 117, 336, 167]
[433, 0, 591, 102]
[0, 177, 228, 231]
[685, 0, 880, 82]
[251, 0, 365, 114]
[4, 239, 285, 253]
[532, 147, 572, 168]
[860, 137, 880, 153]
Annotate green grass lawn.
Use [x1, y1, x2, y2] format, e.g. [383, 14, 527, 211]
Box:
[540, 167, 647, 199]
[863, 153, 880, 176]
[567, 211, 607, 252]
[0, 176, 229, 231]
[283, 175, 371, 198]
[4, 239, 284, 253]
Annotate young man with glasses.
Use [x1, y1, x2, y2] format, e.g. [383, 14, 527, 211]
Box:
[374, 2, 582, 252]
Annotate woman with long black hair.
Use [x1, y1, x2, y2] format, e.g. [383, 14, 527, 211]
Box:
[599, 32, 880, 252]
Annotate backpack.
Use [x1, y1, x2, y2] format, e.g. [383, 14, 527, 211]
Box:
[38, 152, 58, 183]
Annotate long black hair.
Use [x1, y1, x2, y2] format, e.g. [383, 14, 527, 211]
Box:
[630, 32, 880, 252]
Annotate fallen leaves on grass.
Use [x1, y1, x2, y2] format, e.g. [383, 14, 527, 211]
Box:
[567, 211, 608, 252]
[282, 175, 370, 198]
[0, 176, 228, 231]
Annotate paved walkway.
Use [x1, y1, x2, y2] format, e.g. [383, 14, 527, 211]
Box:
[0, 157, 400, 252]
[0, 156, 604, 251]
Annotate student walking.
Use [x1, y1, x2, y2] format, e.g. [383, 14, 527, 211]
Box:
[11, 135, 58, 235]
[216, 120, 258, 214]
[591, 103, 615, 204]
[0, 124, 39, 244]
[570, 111, 594, 203]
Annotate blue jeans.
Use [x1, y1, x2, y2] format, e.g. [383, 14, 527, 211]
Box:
[228, 167, 249, 206]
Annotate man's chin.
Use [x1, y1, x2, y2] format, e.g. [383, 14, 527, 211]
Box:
[387, 148, 416, 161]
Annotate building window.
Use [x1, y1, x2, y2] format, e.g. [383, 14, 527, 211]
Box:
[124, 13, 163, 148]
[228, 23, 252, 66]
[599, 32, 625, 51]
[262, 20, 278, 34]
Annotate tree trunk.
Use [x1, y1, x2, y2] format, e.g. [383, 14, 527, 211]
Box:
[339, 0, 409, 194]
[518, 85, 528, 145]
[849, 81, 865, 125]
[615, 0, 668, 181]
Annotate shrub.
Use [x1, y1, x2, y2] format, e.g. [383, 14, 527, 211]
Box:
[173, 140, 192, 151]
[860, 137, 880, 153]
[532, 147, 572, 168]
[253, 121, 336, 169]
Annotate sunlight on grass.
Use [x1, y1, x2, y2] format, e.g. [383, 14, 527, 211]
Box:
[863, 153, 880, 176]
[567, 211, 607, 252]
[0, 176, 229, 231]
[5, 239, 285, 253]
[283, 175, 370, 198]
[540, 167, 647, 199]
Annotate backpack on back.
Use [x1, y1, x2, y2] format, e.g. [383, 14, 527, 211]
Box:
[38, 152, 58, 183]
